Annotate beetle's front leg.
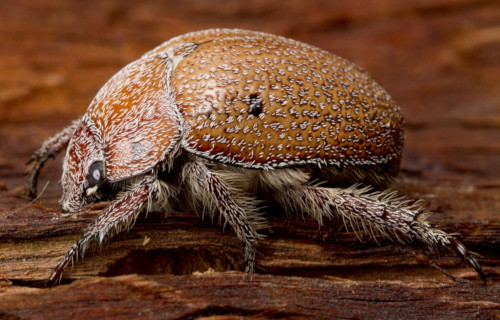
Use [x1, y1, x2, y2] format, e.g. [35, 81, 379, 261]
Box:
[27, 119, 82, 198]
[183, 161, 262, 273]
[49, 175, 158, 285]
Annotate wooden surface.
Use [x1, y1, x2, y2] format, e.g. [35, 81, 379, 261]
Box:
[0, 0, 499, 319]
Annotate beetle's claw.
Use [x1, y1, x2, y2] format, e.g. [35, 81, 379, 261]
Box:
[26, 155, 38, 166]
[465, 253, 486, 284]
[47, 257, 68, 287]
[47, 242, 81, 287]
[448, 237, 486, 284]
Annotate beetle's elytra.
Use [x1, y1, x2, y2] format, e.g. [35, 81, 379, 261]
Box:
[27, 28, 484, 285]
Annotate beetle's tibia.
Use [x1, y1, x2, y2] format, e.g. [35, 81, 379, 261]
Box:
[182, 160, 263, 273]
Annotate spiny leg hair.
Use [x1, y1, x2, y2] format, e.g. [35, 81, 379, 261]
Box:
[49, 175, 162, 285]
[182, 161, 262, 273]
[272, 183, 486, 283]
[27, 119, 82, 198]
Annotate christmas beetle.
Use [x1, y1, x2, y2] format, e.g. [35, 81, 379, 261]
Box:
[27, 28, 485, 285]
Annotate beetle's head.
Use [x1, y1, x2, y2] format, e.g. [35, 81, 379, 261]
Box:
[61, 119, 106, 213]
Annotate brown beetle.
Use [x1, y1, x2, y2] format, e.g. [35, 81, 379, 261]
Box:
[27, 28, 485, 285]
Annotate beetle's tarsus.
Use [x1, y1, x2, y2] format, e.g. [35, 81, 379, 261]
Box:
[27, 153, 54, 198]
[448, 237, 486, 284]
[465, 254, 486, 284]
[27, 119, 81, 198]
[27, 160, 42, 199]
[48, 241, 85, 286]
[48, 251, 70, 286]
[467, 256, 486, 284]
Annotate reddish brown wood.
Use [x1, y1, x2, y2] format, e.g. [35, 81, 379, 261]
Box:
[0, 273, 499, 320]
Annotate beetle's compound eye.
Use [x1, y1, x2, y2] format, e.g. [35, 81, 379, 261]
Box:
[86, 161, 105, 189]
[247, 94, 263, 116]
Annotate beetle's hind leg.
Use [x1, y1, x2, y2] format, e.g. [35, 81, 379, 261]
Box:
[269, 180, 486, 283]
[48, 175, 165, 285]
[27, 119, 81, 198]
[182, 161, 263, 273]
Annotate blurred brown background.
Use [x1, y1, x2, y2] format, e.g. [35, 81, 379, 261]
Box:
[0, 0, 499, 319]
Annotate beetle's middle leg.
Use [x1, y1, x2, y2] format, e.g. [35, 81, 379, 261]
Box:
[48, 175, 164, 285]
[182, 161, 262, 273]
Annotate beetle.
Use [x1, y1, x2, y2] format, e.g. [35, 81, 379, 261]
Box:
[27, 28, 485, 285]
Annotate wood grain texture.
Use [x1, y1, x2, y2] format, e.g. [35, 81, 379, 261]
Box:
[0, 0, 499, 319]
[1, 273, 499, 320]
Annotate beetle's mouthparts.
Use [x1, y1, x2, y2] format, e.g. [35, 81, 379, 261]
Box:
[86, 185, 98, 196]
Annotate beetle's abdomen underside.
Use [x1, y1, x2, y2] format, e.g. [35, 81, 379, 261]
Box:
[172, 30, 404, 169]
